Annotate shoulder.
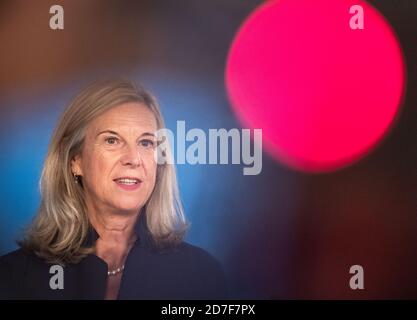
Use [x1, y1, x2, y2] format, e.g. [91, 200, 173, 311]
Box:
[157, 241, 224, 272]
[174, 241, 220, 261]
[0, 248, 34, 299]
[158, 241, 229, 299]
[131, 241, 228, 299]
[0, 248, 34, 274]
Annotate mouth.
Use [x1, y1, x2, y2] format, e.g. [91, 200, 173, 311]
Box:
[113, 177, 142, 185]
[113, 177, 142, 191]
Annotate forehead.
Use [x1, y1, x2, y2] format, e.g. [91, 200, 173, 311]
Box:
[88, 102, 158, 135]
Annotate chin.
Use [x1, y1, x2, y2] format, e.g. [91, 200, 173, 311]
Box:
[112, 200, 142, 214]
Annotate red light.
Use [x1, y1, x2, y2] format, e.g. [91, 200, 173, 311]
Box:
[225, 0, 405, 172]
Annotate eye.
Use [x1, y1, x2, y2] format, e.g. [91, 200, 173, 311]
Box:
[105, 137, 119, 145]
[139, 139, 155, 148]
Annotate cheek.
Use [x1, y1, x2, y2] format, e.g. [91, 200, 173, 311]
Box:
[143, 154, 158, 186]
[84, 150, 115, 187]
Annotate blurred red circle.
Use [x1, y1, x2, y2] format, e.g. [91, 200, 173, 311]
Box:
[226, 0, 405, 172]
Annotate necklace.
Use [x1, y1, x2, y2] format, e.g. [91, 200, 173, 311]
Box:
[107, 264, 125, 276]
[105, 235, 136, 277]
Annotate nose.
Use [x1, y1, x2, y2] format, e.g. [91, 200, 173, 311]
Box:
[120, 145, 142, 167]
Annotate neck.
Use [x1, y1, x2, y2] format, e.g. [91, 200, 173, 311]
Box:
[91, 213, 138, 246]
[86, 200, 140, 247]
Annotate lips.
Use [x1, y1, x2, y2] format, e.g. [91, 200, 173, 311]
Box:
[113, 177, 141, 185]
[113, 177, 142, 191]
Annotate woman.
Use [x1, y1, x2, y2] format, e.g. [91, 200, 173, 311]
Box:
[0, 79, 227, 299]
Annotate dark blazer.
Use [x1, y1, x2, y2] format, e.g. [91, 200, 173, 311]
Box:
[0, 214, 228, 300]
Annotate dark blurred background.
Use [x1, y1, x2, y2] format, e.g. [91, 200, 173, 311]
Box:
[0, 0, 416, 299]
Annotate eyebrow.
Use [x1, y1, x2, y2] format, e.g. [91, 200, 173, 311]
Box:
[96, 130, 156, 138]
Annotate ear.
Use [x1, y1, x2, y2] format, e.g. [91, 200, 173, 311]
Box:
[71, 154, 83, 176]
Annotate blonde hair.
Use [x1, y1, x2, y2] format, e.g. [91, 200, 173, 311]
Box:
[20, 79, 189, 264]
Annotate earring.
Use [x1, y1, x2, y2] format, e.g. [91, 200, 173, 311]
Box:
[73, 172, 80, 184]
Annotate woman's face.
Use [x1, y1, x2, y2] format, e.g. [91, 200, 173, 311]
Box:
[71, 102, 158, 215]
